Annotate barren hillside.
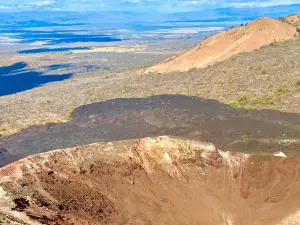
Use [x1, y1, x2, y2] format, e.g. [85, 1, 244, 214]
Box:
[145, 17, 297, 73]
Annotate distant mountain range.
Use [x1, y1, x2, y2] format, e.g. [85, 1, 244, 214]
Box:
[0, 4, 299, 26]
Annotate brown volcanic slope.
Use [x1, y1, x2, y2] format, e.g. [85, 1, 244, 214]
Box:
[2, 136, 300, 225]
[144, 17, 297, 73]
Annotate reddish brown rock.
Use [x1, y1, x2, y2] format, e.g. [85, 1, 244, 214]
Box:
[1, 136, 300, 225]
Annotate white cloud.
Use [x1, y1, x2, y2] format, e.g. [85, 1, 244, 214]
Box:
[27, 0, 56, 7]
[123, 0, 141, 3]
[231, 0, 300, 7]
[0, 0, 299, 11]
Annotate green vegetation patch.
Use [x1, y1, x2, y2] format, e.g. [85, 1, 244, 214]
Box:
[251, 96, 274, 106]
[66, 108, 75, 121]
[149, 92, 157, 97]
[0, 127, 10, 138]
[227, 73, 233, 82]
[241, 134, 249, 140]
[238, 96, 249, 105]
[276, 87, 287, 94]
[232, 94, 275, 109]
[231, 101, 241, 109]
[246, 106, 255, 111]
[231, 95, 250, 108]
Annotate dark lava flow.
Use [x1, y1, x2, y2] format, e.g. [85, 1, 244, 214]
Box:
[1, 94, 300, 167]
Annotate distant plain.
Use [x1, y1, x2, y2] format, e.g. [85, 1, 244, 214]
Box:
[0, 9, 299, 136]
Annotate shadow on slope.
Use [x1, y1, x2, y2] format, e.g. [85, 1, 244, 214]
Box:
[0, 62, 72, 96]
[1, 95, 300, 167]
[0, 28, 122, 45]
[18, 47, 90, 54]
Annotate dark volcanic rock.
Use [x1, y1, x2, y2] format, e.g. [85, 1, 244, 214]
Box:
[1, 94, 300, 167]
[0, 148, 7, 154]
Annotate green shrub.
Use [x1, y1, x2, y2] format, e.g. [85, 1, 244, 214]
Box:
[89, 96, 99, 102]
[66, 108, 75, 120]
[187, 88, 194, 96]
[276, 88, 287, 94]
[227, 74, 233, 82]
[149, 92, 156, 97]
[246, 106, 255, 111]
[296, 81, 300, 85]
[241, 134, 249, 140]
[297, 28, 300, 33]
[251, 96, 273, 106]
[0, 127, 9, 138]
[238, 96, 248, 105]
[256, 66, 262, 71]
[231, 102, 240, 109]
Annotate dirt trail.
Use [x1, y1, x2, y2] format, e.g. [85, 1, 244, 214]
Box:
[1, 136, 300, 225]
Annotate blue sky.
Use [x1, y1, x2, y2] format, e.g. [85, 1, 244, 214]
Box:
[0, 0, 299, 12]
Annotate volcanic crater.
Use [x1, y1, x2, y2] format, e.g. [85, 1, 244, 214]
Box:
[1, 136, 300, 224]
[2, 95, 300, 224]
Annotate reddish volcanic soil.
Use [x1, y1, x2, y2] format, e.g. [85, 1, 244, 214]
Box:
[1, 136, 300, 225]
[145, 17, 297, 73]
